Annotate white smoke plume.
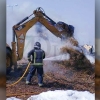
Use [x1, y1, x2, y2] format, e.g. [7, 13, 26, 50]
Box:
[7, 1, 95, 61]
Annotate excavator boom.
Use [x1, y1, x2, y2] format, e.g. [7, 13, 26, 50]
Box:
[12, 7, 74, 62]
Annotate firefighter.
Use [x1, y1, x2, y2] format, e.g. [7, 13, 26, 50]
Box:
[26, 42, 45, 87]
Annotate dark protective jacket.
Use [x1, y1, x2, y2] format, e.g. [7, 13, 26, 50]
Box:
[27, 48, 45, 65]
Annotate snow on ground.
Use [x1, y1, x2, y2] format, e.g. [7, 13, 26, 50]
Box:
[85, 54, 95, 64]
[7, 90, 95, 100]
[7, 97, 21, 100]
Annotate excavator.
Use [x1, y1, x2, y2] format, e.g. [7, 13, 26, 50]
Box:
[6, 7, 74, 74]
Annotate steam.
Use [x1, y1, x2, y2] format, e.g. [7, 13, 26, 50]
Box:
[23, 25, 79, 59]
[19, 21, 91, 62]
[7, 1, 95, 61]
[44, 54, 70, 61]
[35, 22, 48, 40]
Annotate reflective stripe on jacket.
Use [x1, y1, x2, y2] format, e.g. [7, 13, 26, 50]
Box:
[28, 48, 45, 66]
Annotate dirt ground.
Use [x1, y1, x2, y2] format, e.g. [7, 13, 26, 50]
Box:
[6, 60, 95, 100]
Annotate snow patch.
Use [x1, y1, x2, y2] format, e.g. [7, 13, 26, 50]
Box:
[27, 90, 95, 100]
[85, 54, 95, 64]
[7, 97, 21, 100]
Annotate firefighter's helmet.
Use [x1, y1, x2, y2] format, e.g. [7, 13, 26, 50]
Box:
[34, 42, 41, 49]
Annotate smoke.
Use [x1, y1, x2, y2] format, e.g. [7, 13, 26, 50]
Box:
[7, 1, 95, 61]
[35, 22, 48, 40]
[44, 54, 70, 61]
[6, 3, 64, 58]
[23, 24, 80, 59]
[43, 61, 59, 73]
[22, 18, 76, 58]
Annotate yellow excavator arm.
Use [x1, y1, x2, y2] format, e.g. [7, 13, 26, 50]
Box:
[12, 7, 74, 63]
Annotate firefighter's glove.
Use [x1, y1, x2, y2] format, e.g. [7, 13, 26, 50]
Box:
[28, 58, 31, 62]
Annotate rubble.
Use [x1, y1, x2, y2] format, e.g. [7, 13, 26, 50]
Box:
[59, 46, 94, 72]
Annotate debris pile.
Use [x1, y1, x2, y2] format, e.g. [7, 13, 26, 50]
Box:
[56, 45, 94, 73]
[67, 37, 79, 46]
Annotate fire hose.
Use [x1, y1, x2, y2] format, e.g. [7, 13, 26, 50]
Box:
[6, 62, 31, 87]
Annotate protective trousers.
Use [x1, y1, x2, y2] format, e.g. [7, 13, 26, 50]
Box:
[26, 65, 43, 84]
